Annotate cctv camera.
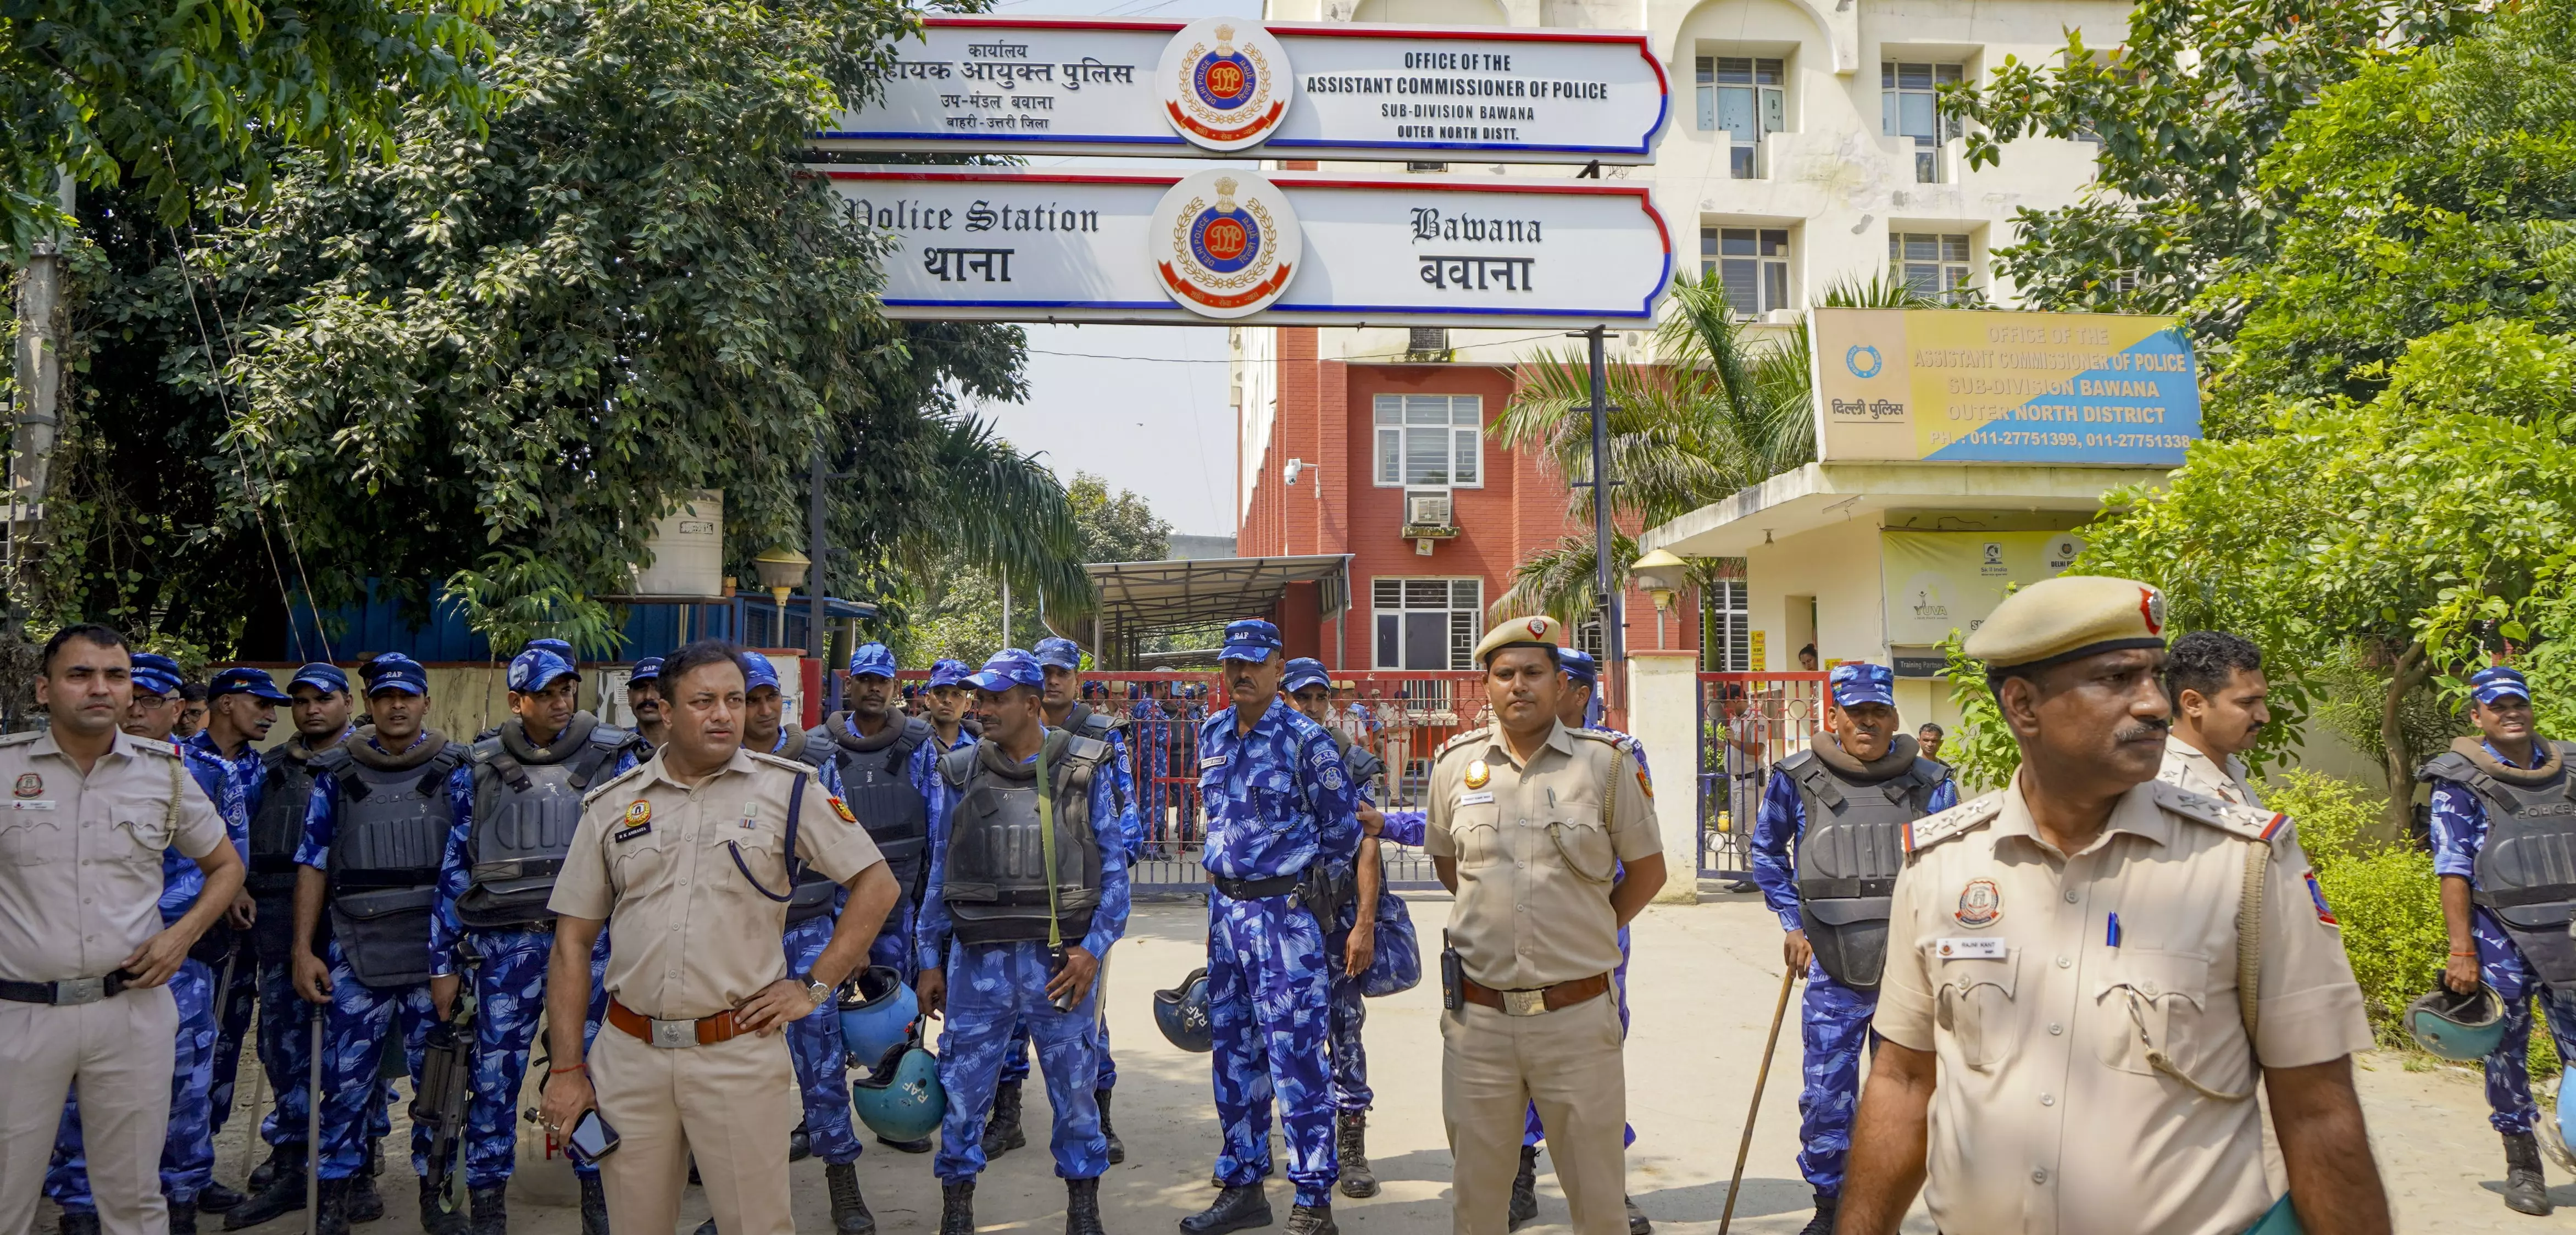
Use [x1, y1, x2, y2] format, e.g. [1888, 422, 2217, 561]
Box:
[1284, 459, 1306, 486]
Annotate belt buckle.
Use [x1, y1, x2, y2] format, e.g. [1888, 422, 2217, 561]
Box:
[648, 1017, 696, 1049]
[1502, 988, 1546, 1017]
[53, 977, 106, 1006]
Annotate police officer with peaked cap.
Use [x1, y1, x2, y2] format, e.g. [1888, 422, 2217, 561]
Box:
[536, 639, 900, 1235]
[1427, 617, 1664, 1235]
[428, 646, 645, 1235]
[0, 624, 246, 1235]
[912, 648, 1128, 1235]
[1837, 576, 2386, 1235]
[1747, 660, 1954, 1235]
[2424, 663, 2576, 1215]
[1186, 620, 1364, 1235]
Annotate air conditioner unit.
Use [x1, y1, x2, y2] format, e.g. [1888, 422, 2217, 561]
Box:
[1406, 493, 1454, 529]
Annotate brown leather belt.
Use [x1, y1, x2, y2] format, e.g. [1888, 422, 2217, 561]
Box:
[1461, 973, 1611, 1017]
[607, 999, 746, 1048]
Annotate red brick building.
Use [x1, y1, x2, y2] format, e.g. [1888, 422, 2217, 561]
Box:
[1233, 326, 1709, 675]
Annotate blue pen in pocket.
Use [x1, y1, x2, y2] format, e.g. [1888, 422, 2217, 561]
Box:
[2107, 911, 2123, 948]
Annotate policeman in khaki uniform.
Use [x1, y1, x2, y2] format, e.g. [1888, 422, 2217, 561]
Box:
[0, 625, 246, 1235]
[537, 641, 901, 1235]
[1838, 576, 2389, 1235]
[1427, 615, 1666, 1235]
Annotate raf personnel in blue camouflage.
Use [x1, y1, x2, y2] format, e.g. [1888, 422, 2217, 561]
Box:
[1280, 658, 1392, 1202]
[922, 659, 981, 753]
[1748, 661, 1954, 1235]
[1184, 620, 1362, 1235]
[185, 667, 278, 1206]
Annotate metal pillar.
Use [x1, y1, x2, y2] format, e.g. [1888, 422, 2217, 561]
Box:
[1585, 326, 1625, 710]
[10, 174, 71, 594]
[807, 448, 839, 713]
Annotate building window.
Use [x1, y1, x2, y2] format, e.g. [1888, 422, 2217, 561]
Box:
[1882, 62, 1963, 183]
[1701, 227, 1791, 318]
[1889, 232, 1974, 301]
[1703, 577, 1750, 671]
[1373, 395, 1483, 488]
[1696, 57, 1785, 179]
[1374, 577, 1482, 671]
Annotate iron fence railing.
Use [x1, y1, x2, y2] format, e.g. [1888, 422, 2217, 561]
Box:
[1695, 671, 1828, 880]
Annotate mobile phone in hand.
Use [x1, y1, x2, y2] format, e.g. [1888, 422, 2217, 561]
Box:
[565, 1110, 619, 1165]
[1048, 944, 1078, 1012]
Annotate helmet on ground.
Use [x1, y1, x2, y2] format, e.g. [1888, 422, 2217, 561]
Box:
[850, 1033, 945, 1143]
[1154, 967, 1213, 1052]
[838, 965, 918, 1065]
[2551, 1071, 2576, 1173]
[2404, 983, 2505, 1062]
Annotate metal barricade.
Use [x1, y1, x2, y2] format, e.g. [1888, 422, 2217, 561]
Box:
[1695, 671, 1828, 880]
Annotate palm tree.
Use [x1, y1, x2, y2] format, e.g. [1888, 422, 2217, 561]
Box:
[1489, 272, 1950, 623]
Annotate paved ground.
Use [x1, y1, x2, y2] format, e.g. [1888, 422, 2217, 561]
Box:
[175, 889, 2567, 1233]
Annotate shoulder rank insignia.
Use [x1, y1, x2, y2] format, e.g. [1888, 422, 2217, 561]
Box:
[746, 749, 812, 775]
[2150, 780, 2289, 845]
[582, 760, 653, 807]
[1903, 792, 2005, 855]
[1436, 727, 1491, 760]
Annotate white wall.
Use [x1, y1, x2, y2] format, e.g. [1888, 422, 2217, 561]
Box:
[1740, 515, 1883, 670]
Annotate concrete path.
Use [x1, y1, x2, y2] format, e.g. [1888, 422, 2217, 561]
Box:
[184, 891, 2560, 1233]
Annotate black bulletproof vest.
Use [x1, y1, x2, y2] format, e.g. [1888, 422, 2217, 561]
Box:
[776, 725, 842, 922]
[320, 735, 465, 989]
[1783, 743, 1946, 993]
[457, 715, 639, 931]
[2426, 741, 2576, 983]
[936, 732, 1107, 946]
[249, 741, 327, 898]
[826, 714, 933, 901]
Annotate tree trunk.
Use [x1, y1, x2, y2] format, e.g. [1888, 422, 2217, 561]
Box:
[2377, 641, 2431, 844]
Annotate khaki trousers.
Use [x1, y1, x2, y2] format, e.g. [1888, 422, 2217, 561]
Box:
[0, 988, 179, 1235]
[591, 1020, 799, 1235]
[1442, 991, 1626, 1235]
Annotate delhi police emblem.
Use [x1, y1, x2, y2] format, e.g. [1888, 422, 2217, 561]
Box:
[1149, 170, 1301, 320]
[1464, 759, 1490, 790]
[13, 772, 38, 798]
[1156, 18, 1293, 152]
[624, 800, 652, 827]
[1955, 878, 2002, 928]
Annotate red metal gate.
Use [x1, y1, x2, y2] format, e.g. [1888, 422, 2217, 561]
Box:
[1695, 671, 1828, 880]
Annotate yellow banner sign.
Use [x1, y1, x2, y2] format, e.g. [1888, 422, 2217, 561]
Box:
[1881, 530, 2087, 648]
[1811, 308, 2199, 464]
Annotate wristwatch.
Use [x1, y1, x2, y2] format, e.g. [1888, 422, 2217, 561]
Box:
[791, 971, 832, 1006]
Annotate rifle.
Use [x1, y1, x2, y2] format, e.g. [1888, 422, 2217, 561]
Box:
[413, 953, 478, 1213]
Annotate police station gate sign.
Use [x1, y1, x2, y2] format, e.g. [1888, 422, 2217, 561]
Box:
[826, 166, 1672, 329]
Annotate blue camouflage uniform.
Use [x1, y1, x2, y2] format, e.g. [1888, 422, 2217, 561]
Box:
[917, 650, 1130, 1183]
[1197, 621, 1362, 1209]
[2427, 667, 2576, 1137]
[1132, 694, 1172, 853]
[426, 648, 636, 1192]
[1279, 658, 1386, 1119]
[301, 657, 474, 1184]
[251, 664, 370, 1169]
[1748, 664, 1956, 1200]
[184, 720, 268, 1147]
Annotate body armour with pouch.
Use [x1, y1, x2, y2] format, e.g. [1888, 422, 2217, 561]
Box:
[819, 713, 933, 925]
[318, 731, 465, 988]
[457, 714, 640, 931]
[2424, 737, 2576, 983]
[1780, 735, 1947, 993]
[935, 731, 1108, 946]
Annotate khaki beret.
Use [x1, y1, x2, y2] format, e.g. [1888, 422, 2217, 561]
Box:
[1964, 575, 2168, 670]
[1475, 614, 1565, 666]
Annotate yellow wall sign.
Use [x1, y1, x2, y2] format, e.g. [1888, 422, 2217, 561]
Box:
[1880, 530, 2087, 647]
[1811, 309, 2199, 464]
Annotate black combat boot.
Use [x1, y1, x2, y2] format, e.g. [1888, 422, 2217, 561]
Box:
[1507, 1145, 1540, 1230]
[1066, 1176, 1106, 1235]
[468, 1185, 508, 1235]
[1334, 1111, 1377, 1199]
[346, 1142, 385, 1224]
[1180, 1184, 1274, 1235]
[55, 1209, 101, 1235]
[225, 1145, 309, 1230]
[1284, 1202, 1338, 1235]
[2506, 1131, 2553, 1216]
[941, 1179, 977, 1235]
[984, 1081, 1028, 1158]
[168, 1200, 199, 1235]
[878, 1133, 934, 1153]
[826, 1161, 877, 1235]
[247, 1145, 285, 1194]
[1098, 1088, 1125, 1165]
[1796, 1191, 1837, 1235]
[1626, 1195, 1653, 1235]
[578, 1175, 609, 1235]
[199, 1180, 246, 1213]
[415, 1173, 462, 1235]
[790, 1121, 814, 1164]
[314, 1177, 354, 1235]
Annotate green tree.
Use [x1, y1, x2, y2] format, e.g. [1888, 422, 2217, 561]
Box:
[1068, 471, 1172, 565]
[1, 0, 496, 253]
[897, 470, 1172, 667]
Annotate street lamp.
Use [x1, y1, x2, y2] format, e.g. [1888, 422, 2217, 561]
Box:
[753, 548, 810, 609]
[1630, 548, 1687, 611]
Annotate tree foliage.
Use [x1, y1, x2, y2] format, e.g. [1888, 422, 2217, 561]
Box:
[0, 0, 496, 254]
[897, 471, 1172, 668]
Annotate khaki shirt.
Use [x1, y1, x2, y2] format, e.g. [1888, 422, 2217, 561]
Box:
[0, 730, 229, 982]
[1425, 721, 1659, 989]
[1877, 775, 2370, 1235]
[2156, 735, 2264, 807]
[549, 748, 884, 1020]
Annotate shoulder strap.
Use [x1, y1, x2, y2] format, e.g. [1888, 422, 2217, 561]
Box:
[581, 760, 652, 807]
[2235, 837, 2267, 1059]
[1436, 727, 1491, 760]
[938, 743, 978, 789]
[2149, 782, 2290, 847]
[1903, 792, 2005, 855]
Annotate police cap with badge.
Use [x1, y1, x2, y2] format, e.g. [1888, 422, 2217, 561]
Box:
[1474, 615, 1564, 667]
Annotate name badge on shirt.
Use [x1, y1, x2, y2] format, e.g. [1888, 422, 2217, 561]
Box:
[6, 799, 56, 810]
[1198, 755, 1228, 770]
[1935, 938, 2006, 960]
[613, 822, 651, 843]
[1456, 791, 1495, 806]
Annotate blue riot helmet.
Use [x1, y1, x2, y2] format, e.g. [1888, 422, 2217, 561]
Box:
[1153, 967, 1214, 1053]
[837, 965, 919, 1067]
[2555, 1071, 2576, 1173]
[2403, 982, 2506, 1061]
[850, 1030, 945, 1143]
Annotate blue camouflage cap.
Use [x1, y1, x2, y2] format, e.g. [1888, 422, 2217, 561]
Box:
[360, 654, 429, 698]
[742, 650, 781, 693]
[628, 656, 663, 685]
[1283, 657, 1331, 693]
[1559, 648, 1600, 687]
[1219, 619, 1283, 664]
[290, 662, 349, 696]
[847, 642, 898, 680]
[508, 648, 578, 694]
[524, 638, 575, 660]
[1830, 661, 1896, 709]
[2473, 665, 2532, 707]
[130, 652, 183, 698]
[928, 658, 973, 689]
[1033, 637, 1084, 671]
[966, 649, 1044, 694]
[208, 666, 291, 703]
